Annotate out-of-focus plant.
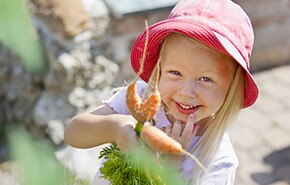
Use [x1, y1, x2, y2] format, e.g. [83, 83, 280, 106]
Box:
[8, 127, 185, 185]
[0, 0, 46, 73]
[8, 127, 89, 185]
[99, 142, 186, 185]
[130, 146, 186, 185]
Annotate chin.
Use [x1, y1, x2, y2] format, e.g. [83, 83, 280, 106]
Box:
[171, 112, 191, 124]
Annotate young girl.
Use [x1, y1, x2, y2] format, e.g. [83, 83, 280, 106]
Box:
[64, 0, 259, 184]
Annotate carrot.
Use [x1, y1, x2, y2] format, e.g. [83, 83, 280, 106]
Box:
[140, 125, 207, 172]
[125, 19, 161, 123]
[140, 90, 160, 121]
[126, 81, 142, 121]
[126, 81, 161, 123]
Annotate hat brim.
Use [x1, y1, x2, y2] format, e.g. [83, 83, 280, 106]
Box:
[130, 18, 258, 108]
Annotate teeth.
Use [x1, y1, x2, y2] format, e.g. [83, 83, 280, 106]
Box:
[179, 103, 195, 109]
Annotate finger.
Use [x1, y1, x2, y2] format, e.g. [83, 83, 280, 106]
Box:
[125, 126, 139, 151]
[181, 114, 195, 139]
[160, 127, 165, 132]
[165, 125, 172, 135]
[185, 124, 200, 149]
[188, 124, 200, 143]
[172, 121, 183, 137]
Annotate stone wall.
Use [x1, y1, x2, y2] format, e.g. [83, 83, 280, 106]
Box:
[0, 0, 117, 146]
[236, 0, 290, 71]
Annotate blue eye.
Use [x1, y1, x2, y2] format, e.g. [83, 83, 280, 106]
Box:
[169, 70, 182, 76]
[200, 76, 212, 82]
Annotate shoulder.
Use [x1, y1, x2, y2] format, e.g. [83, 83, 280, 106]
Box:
[214, 133, 238, 164]
[210, 133, 238, 172]
[199, 134, 238, 185]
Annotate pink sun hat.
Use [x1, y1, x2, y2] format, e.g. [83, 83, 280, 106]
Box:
[130, 0, 259, 108]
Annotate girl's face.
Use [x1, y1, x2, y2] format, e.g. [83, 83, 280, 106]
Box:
[158, 35, 235, 124]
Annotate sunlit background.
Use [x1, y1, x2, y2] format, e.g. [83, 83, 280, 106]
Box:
[0, 0, 290, 184]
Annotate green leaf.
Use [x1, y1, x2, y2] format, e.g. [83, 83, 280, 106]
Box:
[8, 127, 65, 185]
[0, 0, 46, 73]
[98, 143, 186, 185]
[134, 122, 144, 137]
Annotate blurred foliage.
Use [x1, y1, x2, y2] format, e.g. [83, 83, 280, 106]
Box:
[0, 0, 46, 73]
[130, 146, 186, 185]
[99, 142, 186, 185]
[99, 143, 166, 184]
[8, 127, 89, 185]
[0, 0, 89, 184]
[7, 127, 185, 185]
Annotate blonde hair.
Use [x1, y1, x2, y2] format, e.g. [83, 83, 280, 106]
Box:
[147, 33, 245, 183]
[191, 65, 244, 183]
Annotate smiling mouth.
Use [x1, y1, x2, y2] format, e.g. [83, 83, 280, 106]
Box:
[178, 103, 196, 109]
[175, 102, 200, 115]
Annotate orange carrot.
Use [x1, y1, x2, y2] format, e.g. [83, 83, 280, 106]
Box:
[140, 125, 207, 172]
[125, 19, 161, 123]
[126, 81, 142, 120]
[126, 80, 161, 123]
[141, 125, 182, 154]
[139, 90, 160, 121]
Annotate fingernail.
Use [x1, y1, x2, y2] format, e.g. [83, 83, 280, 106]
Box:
[189, 114, 194, 119]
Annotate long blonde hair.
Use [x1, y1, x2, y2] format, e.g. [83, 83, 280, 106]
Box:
[146, 33, 245, 183]
[191, 64, 244, 183]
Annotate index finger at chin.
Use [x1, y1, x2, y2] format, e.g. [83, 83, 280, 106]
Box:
[184, 114, 195, 130]
[188, 113, 196, 122]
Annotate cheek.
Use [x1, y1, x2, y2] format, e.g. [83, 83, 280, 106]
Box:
[207, 86, 229, 111]
[158, 78, 169, 101]
[158, 77, 176, 102]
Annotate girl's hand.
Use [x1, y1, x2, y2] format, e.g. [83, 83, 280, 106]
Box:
[162, 114, 199, 169]
[112, 115, 139, 152]
[165, 114, 199, 150]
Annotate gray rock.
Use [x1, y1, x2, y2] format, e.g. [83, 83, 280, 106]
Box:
[33, 92, 75, 127]
[47, 120, 65, 145]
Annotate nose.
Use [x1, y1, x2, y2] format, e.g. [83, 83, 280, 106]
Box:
[178, 80, 197, 98]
